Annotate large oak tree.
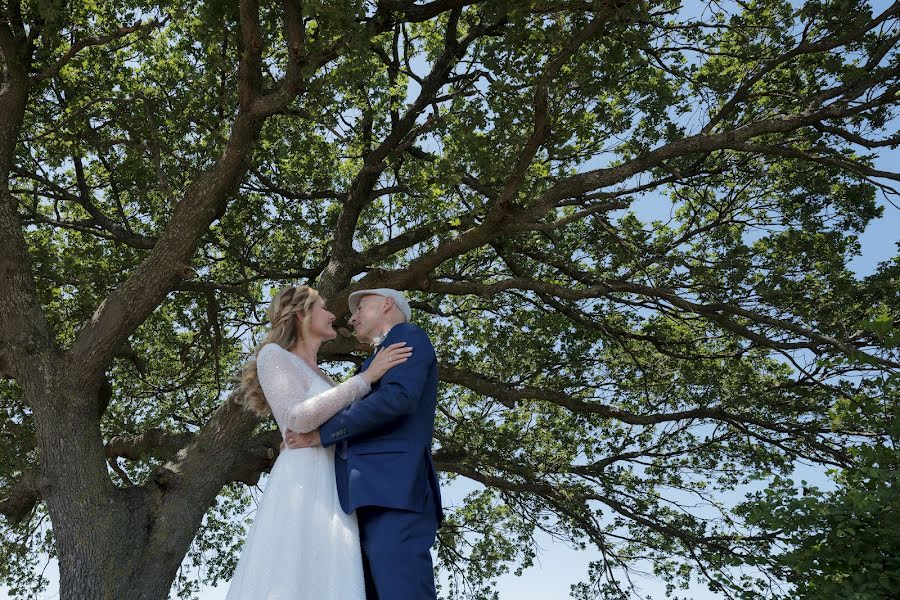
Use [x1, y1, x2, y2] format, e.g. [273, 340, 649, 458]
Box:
[1, 0, 898, 598]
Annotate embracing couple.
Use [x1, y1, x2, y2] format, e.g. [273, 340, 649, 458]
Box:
[227, 286, 443, 599]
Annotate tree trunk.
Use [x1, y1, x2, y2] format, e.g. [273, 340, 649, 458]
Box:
[31, 377, 262, 599]
[26, 368, 127, 598]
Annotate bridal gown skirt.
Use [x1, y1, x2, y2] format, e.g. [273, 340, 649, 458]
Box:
[226, 445, 365, 599]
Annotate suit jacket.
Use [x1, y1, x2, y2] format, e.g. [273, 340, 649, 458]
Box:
[319, 322, 443, 523]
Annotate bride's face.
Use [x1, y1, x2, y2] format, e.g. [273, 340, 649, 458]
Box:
[304, 297, 337, 341]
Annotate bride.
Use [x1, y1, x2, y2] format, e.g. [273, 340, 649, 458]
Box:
[227, 284, 412, 599]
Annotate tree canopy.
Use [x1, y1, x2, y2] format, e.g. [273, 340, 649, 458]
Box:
[1, 0, 898, 598]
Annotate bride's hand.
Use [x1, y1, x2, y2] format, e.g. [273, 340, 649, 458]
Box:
[361, 342, 412, 385]
[284, 429, 321, 449]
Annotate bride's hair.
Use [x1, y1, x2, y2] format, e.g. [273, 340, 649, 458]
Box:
[237, 285, 320, 416]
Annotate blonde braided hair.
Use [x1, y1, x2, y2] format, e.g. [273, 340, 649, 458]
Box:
[238, 285, 320, 416]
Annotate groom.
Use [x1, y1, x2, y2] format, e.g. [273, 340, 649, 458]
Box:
[285, 288, 443, 599]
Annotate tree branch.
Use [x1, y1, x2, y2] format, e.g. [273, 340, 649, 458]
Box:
[0, 470, 46, 524]
[106, 423, 282, 487]
[65, 0, 306, 391]
[493, 12, 608, 212]
[438, 362, 853, 463]
[702, 3, 899, 133]
[422, 274, 897, 366]
[323, 9, 506, 298]
[31, 18, 168, 83]
[12, 165, 158, 250]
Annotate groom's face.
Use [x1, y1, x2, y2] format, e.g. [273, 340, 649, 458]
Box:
[348, 294, 386, 343]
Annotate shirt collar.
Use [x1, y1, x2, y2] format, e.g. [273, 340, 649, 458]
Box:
[372, 324, 398, 348]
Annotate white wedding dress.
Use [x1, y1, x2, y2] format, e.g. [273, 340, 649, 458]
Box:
[226, 343, 370, 599]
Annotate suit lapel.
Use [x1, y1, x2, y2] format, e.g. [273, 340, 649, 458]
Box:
[356, 355, 374, 375]
[357, 347, 379, 375]
[356, 328, 394, 375]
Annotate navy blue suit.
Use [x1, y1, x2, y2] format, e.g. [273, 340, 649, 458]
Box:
[319, 322, 443, 599]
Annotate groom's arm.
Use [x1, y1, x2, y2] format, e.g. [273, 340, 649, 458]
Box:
[318, 324, 435, 447]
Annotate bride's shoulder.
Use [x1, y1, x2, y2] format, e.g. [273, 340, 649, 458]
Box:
[257, 343, 290, 363]
[257, 344, 312, 373]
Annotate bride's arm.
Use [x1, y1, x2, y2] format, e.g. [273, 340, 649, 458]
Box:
[257, 344, 371, 433]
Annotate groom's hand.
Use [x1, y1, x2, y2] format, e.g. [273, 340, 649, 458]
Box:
[284, 428, 321, 449]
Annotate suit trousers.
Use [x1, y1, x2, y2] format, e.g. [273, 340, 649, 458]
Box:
[356, 483, 439, 600]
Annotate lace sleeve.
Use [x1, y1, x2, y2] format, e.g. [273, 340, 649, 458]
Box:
[256, 344, 371, 433]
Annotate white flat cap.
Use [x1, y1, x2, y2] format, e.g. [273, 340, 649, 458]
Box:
[348, 288, 411, 322]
